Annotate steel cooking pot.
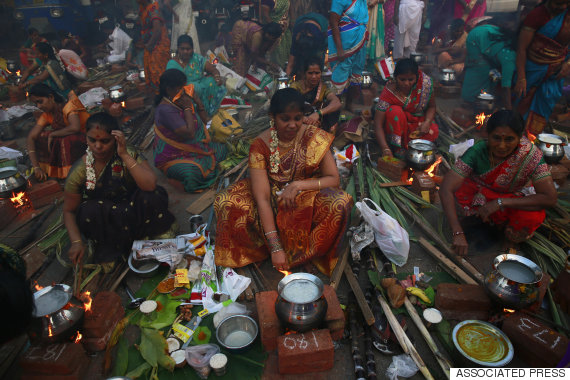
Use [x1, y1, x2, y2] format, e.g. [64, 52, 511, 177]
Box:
[109, 85, 125, 102]
[476, 93, 495, 112]
[0, 160, 27, 198]
[410, 53, 424, 65]
[6, 60, 18, 72]
[139, 69, 146, 81]
[275, 273, 327, 332]
[29, 284, 85, 343]
[406, 139, 436, 171]
[440, 69, 456, 85]
[536, 133, 565, 164]
[485, 254, 543, 310]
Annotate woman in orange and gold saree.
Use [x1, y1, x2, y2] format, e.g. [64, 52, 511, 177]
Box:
[514, 0, 570, 137]
[153, 69, 227, 192]
[214, 88, 353, 275]
[138, 0, 171, 90]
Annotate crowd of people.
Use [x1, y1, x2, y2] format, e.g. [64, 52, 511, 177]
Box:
[7, 0, 567, 281]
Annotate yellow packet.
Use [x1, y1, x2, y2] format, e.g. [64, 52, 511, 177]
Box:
[175, 269, 190, 287]
[172, 323, 194, 343]
[194, 246, 207, 257]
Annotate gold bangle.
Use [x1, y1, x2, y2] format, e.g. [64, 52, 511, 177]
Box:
[28, 150, 35, 153]
[318, 179, 321, 191]
[129, 162, 138, 170]
[72, 239, 83, 244]
[264, 230, 278, 236]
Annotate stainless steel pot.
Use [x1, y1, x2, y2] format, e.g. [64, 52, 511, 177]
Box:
[537, 133, 565, 164]
[0, 160, 27, 198]
[361, 71, 373, 88]
[6, 60, 18, 72]
[485, 254, 543, 310]
[388, 40, 395, 53]
[109, 85, 125, 102]
[139, 69, 146, 81]
[476, 93, 495, 112]
[440, 69, 456, 85]
[410, 53, 424, 65]
[275, 273, 328, 332]
[406, 139, 436, 171]
[29, 284, 85, 343]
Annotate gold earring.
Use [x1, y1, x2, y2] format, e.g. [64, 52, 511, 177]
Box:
[270, 119, 274, 129]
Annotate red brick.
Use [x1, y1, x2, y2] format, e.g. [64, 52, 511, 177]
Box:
[323, 285, 345, 340]
[528, 273, 550, 313]
[124, 96, 146, 111]
[502, 313, 568, 367]
[436, 283, 491, 311]
[256, 291, 282, 351]
[377, 157, 407, 181]
[0, 140, 19, 149]
[451, 107, 474, 128]
[77, 80, 104, 94]
[20, 342, 88, 376]
[82, 321, 117, 352]
[0, 200, 18, 230]
[28, 180, 62, 201]
[83, 291, 124, 339]
[21, 365, 84, 380]
[277, 329, 334, 374]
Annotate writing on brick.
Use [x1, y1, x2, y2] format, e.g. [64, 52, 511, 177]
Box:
[24, 344, 66, 362]
[518, 317, 562, 349]
[282, 331, 319, 351]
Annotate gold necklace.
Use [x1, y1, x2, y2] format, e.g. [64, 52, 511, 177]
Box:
[278, 138, 296, 148]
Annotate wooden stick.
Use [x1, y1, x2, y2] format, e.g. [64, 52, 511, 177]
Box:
[343, 265, 375, 325]
[379, 181, 409, 187]
[418, 238, 478, 285]
[108, 266, 130, 293]
[404, 297, 452, 379]
[222, 158, 248, 178]
[234, 162, 249, 183]
[330, 242, 349, 290]
[236, 267, 255, 301]
[253, 262, 272, 291]
[455, 124, 478, 139]
[436, 108, 463, 133]
[377, 294, 435, 380]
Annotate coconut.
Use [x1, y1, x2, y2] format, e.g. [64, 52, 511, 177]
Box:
[166, 337, 180, 353]
[170, 349, 186, 368]
[423, 308, 443, 324]
[139, 300, 157, 314]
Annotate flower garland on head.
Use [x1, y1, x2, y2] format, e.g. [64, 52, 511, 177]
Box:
[85, 147, 96, 190]
[269, 121, 280, 174]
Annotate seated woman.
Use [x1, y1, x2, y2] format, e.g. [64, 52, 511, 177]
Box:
[167, 35, 227, 117]
[27, 84, 89, 180]
[374, 58, 439, 159]
[231, 21, 283, 77]
[435, 19, 467, 75]
[153, 69, 227, 192]
[214, 88, 353, 275]
[285, 12, 328, 78]
[290, 57, 342, 133]
[461, 21, 516, 109]
[440, 110, 557, 256]
[126, 33, 145, 70]
[64, 112, 175, 265]
[19, 42, 72, 99]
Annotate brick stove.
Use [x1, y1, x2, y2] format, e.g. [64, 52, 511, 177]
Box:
[256, 285, 345, 374]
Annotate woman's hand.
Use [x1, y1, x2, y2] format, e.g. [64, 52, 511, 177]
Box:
[214, 75, 223, 86]
[477, 199, 501, 223]
[277, 182, 300, 209]
[34, 167, 47, 182]
[419, 121, 431, 135]
[271, 249, 289, 271]
[336, 48, 346, 61]
[112, 130, 128, 158]
[514, 78, 527, 98]
[68, 241, 85, 265]
[452, 233, 469, 256]
[305, 112, 321, 126]
[382, 147, 393, 158]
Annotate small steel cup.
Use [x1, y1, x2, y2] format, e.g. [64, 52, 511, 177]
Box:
[189, 214, 204, 232]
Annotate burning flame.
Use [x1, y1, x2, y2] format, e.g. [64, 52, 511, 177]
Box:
[279, 270, 292, 277]
[425, 157, 443, 177]
[34, 282, 44, 291]
[431, 37, 436, 45]
[480, 90, 487, 94]
[475, 112, 489, 129]
[503, 308, 515, 314]
[16, 70, 21, 77]
[120, 101, 126, 108]
[73, 331, 83, 343]
[10, 191, 27, 207]
[48, 324, 53, 337]
[81, 291, 92, 312]
[213, 58, 219, 64]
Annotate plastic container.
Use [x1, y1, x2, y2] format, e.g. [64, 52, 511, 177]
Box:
[185, 344, 220, 379]
[209, 353, 228, 376]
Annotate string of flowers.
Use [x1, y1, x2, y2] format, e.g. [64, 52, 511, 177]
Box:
[85, 148, 96, 190]
[269, 122, 280, 173]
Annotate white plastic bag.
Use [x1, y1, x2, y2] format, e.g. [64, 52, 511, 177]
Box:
[386, 354, 418, 380]
[221, 268, 251, 301]
[356, 198, 409, 266]
[78, 87, 108, 107]
[109, 26, 132, 57]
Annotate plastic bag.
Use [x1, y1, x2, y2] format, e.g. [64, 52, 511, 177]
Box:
[386, 354, 418, 380]
[221, 268, 251, 301]
[109, 26, 132, 57]
[213, 302, 249, 328]
[349, 223, 374, 261]
[356, 198, 409, 266]
[78, 87, 108, 107]
[185, 344, 220, 379]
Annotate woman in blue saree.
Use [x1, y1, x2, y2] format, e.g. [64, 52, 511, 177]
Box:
[328, 0, 369, 94]
[166, 35, 227, 117]
[514, 0, 570, 137]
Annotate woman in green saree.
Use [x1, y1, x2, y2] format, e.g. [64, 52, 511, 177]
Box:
[166, 35, 227, 117]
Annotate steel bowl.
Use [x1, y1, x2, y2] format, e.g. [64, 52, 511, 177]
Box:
[109, 85, 125, 102]
[485, 254, 543, 310]
[29, 284, 85, 343]
[440, 69, 456, 85]
[0, 160, 28, 198]
[275, 273, 328, 332]
[216, 315, 258, 353]
[453, 320, 514, 367]
[476, 93, 495, 112]
[410, 52, 424, 65]
[406, 139, 436, 171]
[537, 133, 565, 164]
[128, 251, 160, 278]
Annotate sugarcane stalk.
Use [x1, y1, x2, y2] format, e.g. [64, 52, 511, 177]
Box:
[404, 298, 452, 379]
[349, 303, 367, 380]
[363, 288, 378, 380]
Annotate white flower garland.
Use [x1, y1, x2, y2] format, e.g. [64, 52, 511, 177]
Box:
[85, 147, 96, 190]
[269, 124, 280, 174]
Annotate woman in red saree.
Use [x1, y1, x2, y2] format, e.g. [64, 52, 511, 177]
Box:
[374, 58, 438, 158]
[138, 0, 171, 90]
[214, 89, 352, 275]
[440, 110, 557, 256]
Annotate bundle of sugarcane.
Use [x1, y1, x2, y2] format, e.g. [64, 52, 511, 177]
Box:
[349, 302, 367, 380]
[525, 231, 567, 278]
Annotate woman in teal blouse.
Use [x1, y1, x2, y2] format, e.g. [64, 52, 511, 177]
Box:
[166, 34, 227, 117]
